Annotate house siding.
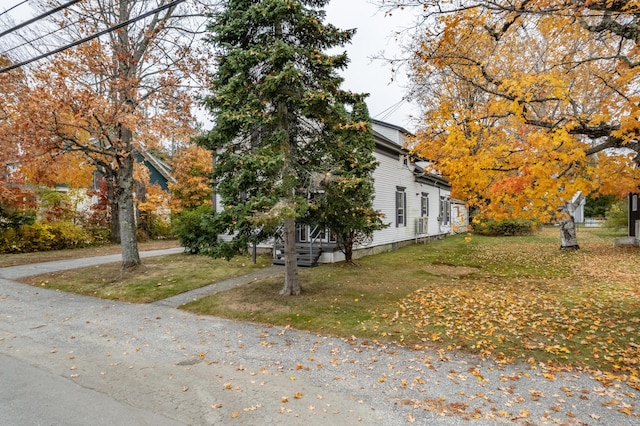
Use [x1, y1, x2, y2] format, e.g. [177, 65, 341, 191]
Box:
[374, 126, 407, 146]
[369, 149, 451, 249]
[372, 119, 411, 147]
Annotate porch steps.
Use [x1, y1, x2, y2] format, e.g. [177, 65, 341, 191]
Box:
[272, 244, 323, 267]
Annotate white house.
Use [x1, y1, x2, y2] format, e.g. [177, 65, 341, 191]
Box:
[271, 119, 468, 265]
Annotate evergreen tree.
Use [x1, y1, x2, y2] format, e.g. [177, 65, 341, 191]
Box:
[584, 195, 617, 219]
[198, 0, 365, 295]
[316, 101, 387, 263]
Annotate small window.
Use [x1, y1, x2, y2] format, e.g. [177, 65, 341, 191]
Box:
[439, 196, 450, 225]
[633, 194, 638, 212]
[297, 224, 308, 242]
[396, 187, 406, 227]
[421, 193, 429, 217]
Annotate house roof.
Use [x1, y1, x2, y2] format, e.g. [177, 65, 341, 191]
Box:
[449, 198, 466, 205]
[140, 150, 176, 184]
[372, 119, 414, 137]
[134, 149, 176, 191]
[413, 162, 451, 189]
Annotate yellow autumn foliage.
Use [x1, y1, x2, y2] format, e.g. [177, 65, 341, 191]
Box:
[403, 0, 640, 220]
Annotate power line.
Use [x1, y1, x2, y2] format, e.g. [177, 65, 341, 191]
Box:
[0, 0, 186, 74]
[0, 0, 84, 38]
[376, 98, 407, 121]
[0, 19, 77, 56]
[0, 0, 30, 19]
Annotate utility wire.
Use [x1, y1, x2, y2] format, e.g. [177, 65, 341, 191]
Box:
[375, 98, 404, 117]
[0, 0, 84, 38]
[0, 0, 186, 74]
[0, 0, 30, 19]
[0, 19, 77, 56]
[376, 98, 407, 121]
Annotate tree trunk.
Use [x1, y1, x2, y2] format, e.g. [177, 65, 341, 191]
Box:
[559, 215, 579, 250]
[559, 191, 583, 250]
[135, 177, 148, 239]
[105, 174, 120, 244]
[342, 233, 354, 264]
[118, 151, 141, 270]
[110, 201, 120, 243]
[344, 245, 353, 263]
[280, 217, 301, 295]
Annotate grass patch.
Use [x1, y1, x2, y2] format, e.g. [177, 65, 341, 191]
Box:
[21, 253, 272, 303]
[183, 227, 640, 390]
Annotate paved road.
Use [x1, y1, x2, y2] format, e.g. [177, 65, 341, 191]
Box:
[1, 251, 639, 425]
[0, 353, 181, 426]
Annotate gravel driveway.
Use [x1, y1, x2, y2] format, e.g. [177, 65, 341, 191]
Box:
[0, 252, 638, 425]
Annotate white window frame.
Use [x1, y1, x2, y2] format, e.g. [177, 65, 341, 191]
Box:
[396, 187, 406, 227]
[421, 193, 429, 217]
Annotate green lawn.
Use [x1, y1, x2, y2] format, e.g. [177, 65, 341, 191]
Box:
[21, 252, 272, 303]
[182, 227, 640, 390]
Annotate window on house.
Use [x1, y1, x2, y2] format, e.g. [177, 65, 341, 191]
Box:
[633, 194, 638, 212]
[297, 224, 308, 242]
[396, 187, 406, 227]
[439, 196, 450, 225]
[421, 193, 429, 217]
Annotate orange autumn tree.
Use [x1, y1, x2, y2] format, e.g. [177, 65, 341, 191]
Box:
[19, 151, 95, 190]
[380, 0, 640, 246]
[5, 0, 209, 268]
[0, 57, 24, 205]
[169, 143, 213, 213]
[0, 58, 19, 163]
[0, 57, 37, 229]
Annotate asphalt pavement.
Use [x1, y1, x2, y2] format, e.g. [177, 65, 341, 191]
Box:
[0, 249, 638, 425]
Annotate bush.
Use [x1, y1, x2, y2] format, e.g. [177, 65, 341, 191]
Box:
[605, 200, 628, 229]
[46, 221, 91, 250]
[0, 221, 91, 253]
[8, 222, 56, 252]
[85, 226, 111, 244]
[171, 205, 218, 254]
[472, 218, 536, 236]
[0, 206, 36, 231]
[0, 228, 19, 252]
[147, 214, 173, 240]
[584, 194, 617, 218]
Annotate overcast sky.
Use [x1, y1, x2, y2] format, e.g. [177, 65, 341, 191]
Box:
[1, 0, 420, 131]
[325, 0, 420, 131]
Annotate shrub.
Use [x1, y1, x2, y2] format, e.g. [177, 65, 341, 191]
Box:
[171, 205, 218, 254]
[0, 206, 36, 231]
[0, 221, 91, 253]
[1, 222, 55, 253]
[147, 214, 173, 240]
[86, 226, 111, 244]
[46, 221, 91, 250]
[584, 194, 617, 218]
[605, 200, 628, 229]
[0, 228, 19, 252]
[472, 218, 536, 236]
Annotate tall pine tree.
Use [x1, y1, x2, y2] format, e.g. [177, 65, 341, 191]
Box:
[198, 0, 367, 295]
